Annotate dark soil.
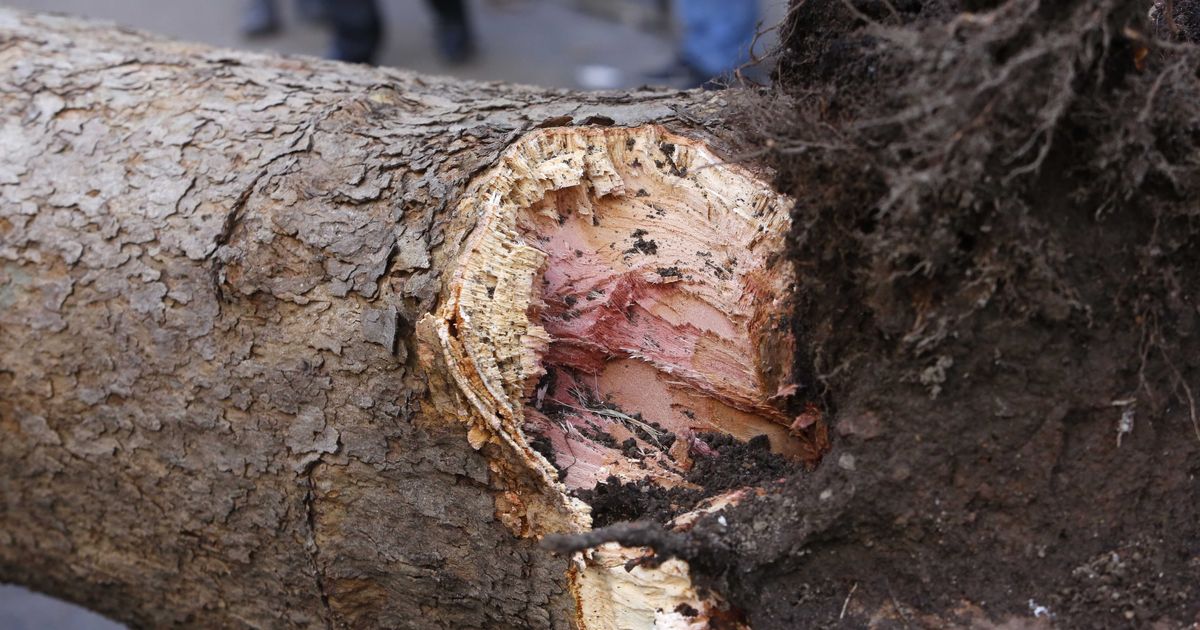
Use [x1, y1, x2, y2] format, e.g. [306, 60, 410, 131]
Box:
[568, 1, 1200, 627]
[625, 228, 659, 256]
[576, 433, 795, 528]
[576, 476, 691, 527]
[685, 434, 792, 494]
[677, 0, 1200, 627]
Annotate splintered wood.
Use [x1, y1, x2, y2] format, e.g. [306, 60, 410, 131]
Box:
[417, 125, 797, 629]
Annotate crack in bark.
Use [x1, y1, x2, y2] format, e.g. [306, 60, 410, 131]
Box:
[302, 459, 336, 630]
[207, 168, 266, 301]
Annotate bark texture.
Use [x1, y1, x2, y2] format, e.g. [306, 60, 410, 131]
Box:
[0, 10, 735, 628]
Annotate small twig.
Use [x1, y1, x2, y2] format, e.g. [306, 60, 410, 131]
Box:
[885, 580, 912, 629]
[839, 582, 859, 620]
[562, 389, 665, 446]
[839, 0, 880, 26]
[550, 418, 581, 475]
[1158, 341, 1200, 443]
[734, 0, 804, 85]
[1164, 0, 1181, 36]
[1138, 59, 1182, 123]
[564, 402, 663, 443]
[879, 0, 900, 20]
[1135, 313, 1156, 406]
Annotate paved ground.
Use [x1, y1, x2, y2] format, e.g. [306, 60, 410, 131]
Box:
[0, 0, 784, 626]
[0, 585, 124, 630]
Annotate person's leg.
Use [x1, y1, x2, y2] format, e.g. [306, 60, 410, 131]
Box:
[328, 0, 383, 64]
[427, 0, 468, 23]
[673, 0, 758, 82]
[242, 0, 281, 37]
[426, 0, 475, 64]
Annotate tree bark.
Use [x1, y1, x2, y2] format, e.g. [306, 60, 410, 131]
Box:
[0, 10, 743, 628]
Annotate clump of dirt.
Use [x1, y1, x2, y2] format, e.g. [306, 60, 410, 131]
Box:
[652, 0, 1200, 627]
[576, 433, 795, 527]
[527, 430, 568, 481]
[685, 434, 791, 494]
[623, 228, 659, 256]
[576, 476, 693, 528]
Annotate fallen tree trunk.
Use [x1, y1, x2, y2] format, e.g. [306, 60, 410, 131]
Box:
[0, 9, 803, 629]
[5, 3, 1200, 629]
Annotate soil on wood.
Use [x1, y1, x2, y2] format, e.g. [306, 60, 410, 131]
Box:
[576, 433, 795, 527]
[685, 1, 1200, 627]
[571, 1, 1200, 628]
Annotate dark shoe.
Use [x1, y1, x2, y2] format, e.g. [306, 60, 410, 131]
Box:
[242, 0, 281, 37]
[434, 21, 475, 64]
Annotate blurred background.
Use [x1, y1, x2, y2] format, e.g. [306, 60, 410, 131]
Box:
[2, 0, 787, 89]
[0, 0, 785, 627]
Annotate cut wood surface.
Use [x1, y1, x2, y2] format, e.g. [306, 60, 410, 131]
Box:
[0, 8, 799, 629]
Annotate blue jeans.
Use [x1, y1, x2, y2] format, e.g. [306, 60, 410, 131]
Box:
[674, 0, 759, 78]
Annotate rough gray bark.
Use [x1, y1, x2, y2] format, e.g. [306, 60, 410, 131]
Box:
[0, 10, 731, 628]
